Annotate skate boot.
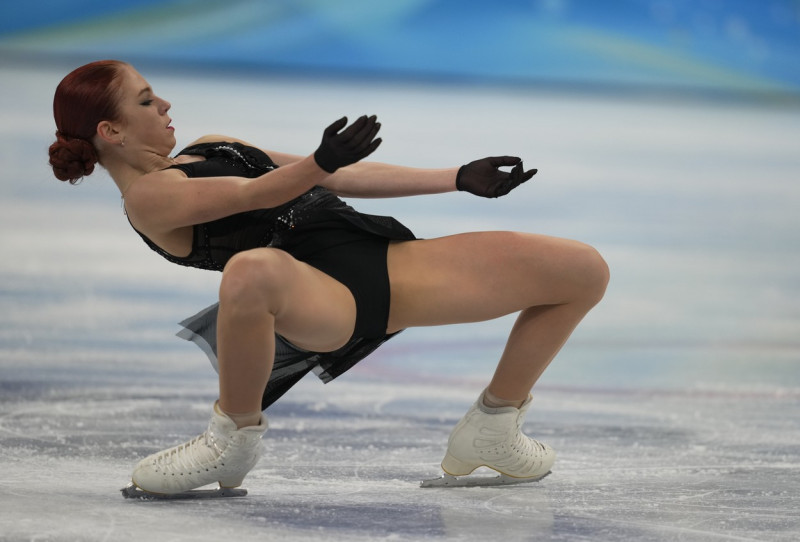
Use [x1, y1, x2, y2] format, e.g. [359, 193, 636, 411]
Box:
[129, 402, 267, 496]
[423, 392, 554, 487]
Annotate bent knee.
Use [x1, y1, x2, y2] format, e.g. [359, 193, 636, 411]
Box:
[576, 243, 609, 306]
[219, 249, 294, 310]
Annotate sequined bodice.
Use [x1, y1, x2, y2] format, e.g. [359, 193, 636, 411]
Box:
[131, 141, 415, 271]
[131, 142, 353, 271]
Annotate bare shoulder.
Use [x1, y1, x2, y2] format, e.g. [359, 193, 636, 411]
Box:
[125, 168, 185, 208]
[123, 165, 243, 235]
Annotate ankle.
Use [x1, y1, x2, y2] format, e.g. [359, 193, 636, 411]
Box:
[482, 388, 526, 410]
[215, 402, 263, 429]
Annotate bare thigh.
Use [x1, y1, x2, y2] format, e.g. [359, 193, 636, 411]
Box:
[386, 231, 604, 332]
[221, 247, 357, 352]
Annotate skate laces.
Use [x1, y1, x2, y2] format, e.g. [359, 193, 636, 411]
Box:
[152, 425, 228, 475]
[475, 412, 549, 474]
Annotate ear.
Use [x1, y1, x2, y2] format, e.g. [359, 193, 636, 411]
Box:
[96, 120, 124, 146]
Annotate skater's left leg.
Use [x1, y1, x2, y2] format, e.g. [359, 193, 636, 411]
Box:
[486, 294, 605, 405]
[387, 231, 609, 400]
[387, 231, 608, 481]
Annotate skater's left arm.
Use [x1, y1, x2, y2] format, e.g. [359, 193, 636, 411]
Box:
[320, 161, 459, 198]
[323, 157, 538, 199]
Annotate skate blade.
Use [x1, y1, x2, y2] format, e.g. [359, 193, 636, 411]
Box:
[420, 470, 550, 488]
[120, 483, 248, 500]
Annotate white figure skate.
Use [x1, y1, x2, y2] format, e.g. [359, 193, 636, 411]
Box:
[421, 393, 555, 488]
[122, 402, 267, 499]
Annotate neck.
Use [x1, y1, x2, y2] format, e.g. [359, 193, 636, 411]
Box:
[105, 151, 175, 197]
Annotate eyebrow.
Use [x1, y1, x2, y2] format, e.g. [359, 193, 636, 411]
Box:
[138, 86, 152, 96]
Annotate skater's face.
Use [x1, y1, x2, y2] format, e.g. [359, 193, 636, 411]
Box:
[100, 65, 176, 156]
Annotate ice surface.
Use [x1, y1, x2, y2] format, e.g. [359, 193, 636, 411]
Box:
[1, 62, 799, 541]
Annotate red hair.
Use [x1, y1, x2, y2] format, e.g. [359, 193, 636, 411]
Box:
[49, 60, 128, 184]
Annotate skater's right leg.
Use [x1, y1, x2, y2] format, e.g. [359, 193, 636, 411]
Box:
[131, 248, 359, 495]
[215, 248, 357, 426]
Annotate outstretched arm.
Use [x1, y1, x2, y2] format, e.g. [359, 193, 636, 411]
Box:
[190, 124, 537, 200]
[127, 116, 381, 233]
[321, 161, 459, 198]
[320, 156, 537, 199]
[237, 149, 460, 198]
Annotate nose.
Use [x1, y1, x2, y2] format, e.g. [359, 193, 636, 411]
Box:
[159, 97, 171, 115]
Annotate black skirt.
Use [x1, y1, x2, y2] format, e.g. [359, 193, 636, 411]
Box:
[177, 303, 402, 410]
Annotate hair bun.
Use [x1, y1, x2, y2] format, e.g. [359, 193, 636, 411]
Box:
[49, 133, 98, 184]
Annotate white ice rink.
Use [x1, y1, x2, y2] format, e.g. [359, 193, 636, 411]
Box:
[1, 62, 799, 541]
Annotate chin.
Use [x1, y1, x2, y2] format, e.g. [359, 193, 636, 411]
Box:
[163, 138, 177, 154]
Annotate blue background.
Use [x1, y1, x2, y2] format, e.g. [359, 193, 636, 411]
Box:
[2, 0, 799, 100]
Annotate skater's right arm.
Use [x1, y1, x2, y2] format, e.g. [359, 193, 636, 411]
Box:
[124, 116, 381, 233]
[126, 155, 328, 231]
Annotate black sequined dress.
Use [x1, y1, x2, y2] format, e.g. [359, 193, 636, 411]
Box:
[131, 142, 416, 409]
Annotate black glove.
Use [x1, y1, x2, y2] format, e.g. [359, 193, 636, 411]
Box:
[456, 156, 537, 198]
[314, 115, 382, 173]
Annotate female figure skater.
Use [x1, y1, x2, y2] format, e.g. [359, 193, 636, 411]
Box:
[49, 60, 608, 495]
